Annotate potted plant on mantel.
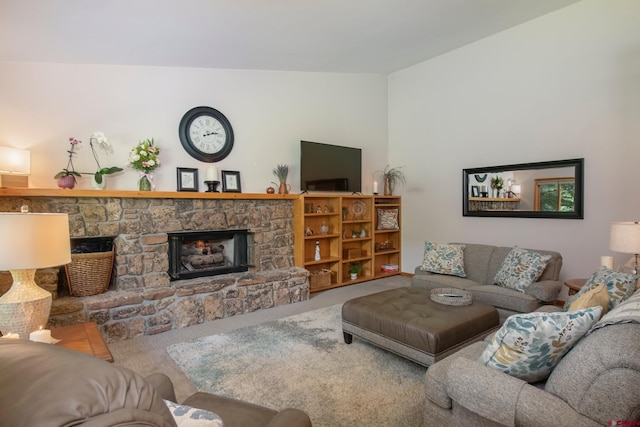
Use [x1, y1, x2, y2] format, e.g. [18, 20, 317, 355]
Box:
[54, 137, 83, 189]
[380, 165, 406, 196]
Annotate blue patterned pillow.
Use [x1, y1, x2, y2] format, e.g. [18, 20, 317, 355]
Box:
[420, 242, 466, 277]
[494, 247, 551, 292]
[563, 266, 638, 311]
[164, 400, 224, 427]
[478, 307, 601, 383]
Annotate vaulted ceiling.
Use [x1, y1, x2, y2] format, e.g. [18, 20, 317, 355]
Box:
[0, 0, 581, 74]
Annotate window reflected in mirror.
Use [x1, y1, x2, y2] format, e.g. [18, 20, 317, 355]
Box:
[463, 158, 584, 219]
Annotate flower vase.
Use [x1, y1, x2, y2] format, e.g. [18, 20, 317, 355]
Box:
[92, 175, 106, 190]
[139, 175, 152, 191]
[278, 182, 290, 194]
[57, 176, 76, 189]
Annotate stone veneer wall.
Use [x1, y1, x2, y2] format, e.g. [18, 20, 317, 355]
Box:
[0, 195, 309, 342]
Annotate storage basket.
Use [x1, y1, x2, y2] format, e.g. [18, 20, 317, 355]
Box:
[308, 269, 332, 290]
[65, 250, 114, 296]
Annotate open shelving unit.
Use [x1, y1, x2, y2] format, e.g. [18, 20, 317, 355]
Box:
[294, 194, 401, 292]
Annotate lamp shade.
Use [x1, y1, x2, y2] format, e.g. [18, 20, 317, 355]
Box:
[511, 184, 521, 195]
[0, 213, 71, 271]
[609, 221, 640, 254]
[0, 147, 30, 174]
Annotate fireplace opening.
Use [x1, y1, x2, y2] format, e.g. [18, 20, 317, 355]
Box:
[168, 229, 249, 280]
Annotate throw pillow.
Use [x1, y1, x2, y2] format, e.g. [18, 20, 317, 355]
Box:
[376, 208, 399, 230]
[477, 307, 602, 383]
[568, 284, 609, 318]
[587, 288, 640, 335]
[563, 267, 638, 311]
[420, 242, 466, 277]
[494, 247, 551, 293]
[164, 400, 224, 427]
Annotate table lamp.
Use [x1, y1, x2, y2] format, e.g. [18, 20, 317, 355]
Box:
[0, 147, 30, 188]
[609, 221, 640, 275]
[0, 212, 71, 339]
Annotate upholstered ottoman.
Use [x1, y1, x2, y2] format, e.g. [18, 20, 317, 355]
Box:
[342, 287, 499, 366]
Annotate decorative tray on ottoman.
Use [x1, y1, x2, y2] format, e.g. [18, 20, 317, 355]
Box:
[430, 288, 472, 306]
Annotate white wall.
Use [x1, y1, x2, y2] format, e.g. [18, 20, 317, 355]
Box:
[389, 0, 640, 290]
[0, 63, 388, 193]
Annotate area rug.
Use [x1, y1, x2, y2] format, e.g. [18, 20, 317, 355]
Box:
[166, 304, 426, 427]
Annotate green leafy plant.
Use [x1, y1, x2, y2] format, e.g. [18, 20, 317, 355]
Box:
[379, 165, 406, 194]
[272, 164, 289, 183]
[490, 175, 504, 191]
[349, 262, 362, 275]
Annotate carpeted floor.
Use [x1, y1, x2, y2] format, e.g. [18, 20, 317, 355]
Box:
[167, 304, 426, 427]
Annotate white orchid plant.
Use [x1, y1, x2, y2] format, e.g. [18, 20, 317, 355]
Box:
[89, 131, 123, 184]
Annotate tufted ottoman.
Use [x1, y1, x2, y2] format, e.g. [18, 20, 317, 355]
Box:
[342, 287, 499, 366]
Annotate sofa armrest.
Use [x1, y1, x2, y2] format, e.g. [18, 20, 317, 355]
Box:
[446, 357, 526, 427]
[146, 373, 178, 403]
[525, 279, 562, 302]
[267, 408, 313, 427]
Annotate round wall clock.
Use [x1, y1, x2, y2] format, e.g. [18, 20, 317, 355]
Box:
[178, 106, 234, 162]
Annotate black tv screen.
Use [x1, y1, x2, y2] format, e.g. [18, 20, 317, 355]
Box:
[300, 141, 362, 193]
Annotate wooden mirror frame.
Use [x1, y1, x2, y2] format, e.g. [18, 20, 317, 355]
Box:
[462, 158, 584, 219]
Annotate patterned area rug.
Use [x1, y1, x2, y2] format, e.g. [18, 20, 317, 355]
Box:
[167, 304, 426, 427]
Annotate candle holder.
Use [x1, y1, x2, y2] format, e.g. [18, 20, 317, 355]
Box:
[204, 180, 220, 192]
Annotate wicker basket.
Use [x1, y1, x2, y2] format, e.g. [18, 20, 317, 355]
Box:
[309, 269, 332, 290]
[65, 250, 114, 296]
[430, 288, 472, 306]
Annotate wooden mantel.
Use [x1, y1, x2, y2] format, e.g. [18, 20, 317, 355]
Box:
[0, 188, 299, 200]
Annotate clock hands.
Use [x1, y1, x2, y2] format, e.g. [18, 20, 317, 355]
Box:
[202, 130, 220, 137]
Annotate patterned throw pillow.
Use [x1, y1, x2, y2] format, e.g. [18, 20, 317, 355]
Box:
[563, 267, 638, 311]
[478, 307, 602, 383]
[587, 288, 640, 335]
[568, 284, 609, 318]
[376, 208, 399, 230]
[420, 242, 466, 277]
[494, 247, 551, 293]
[164, 400, 224, 427]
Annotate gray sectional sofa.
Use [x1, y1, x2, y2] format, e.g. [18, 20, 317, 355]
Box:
[412, 243, 563, 323]
[422, 306, 640, 426]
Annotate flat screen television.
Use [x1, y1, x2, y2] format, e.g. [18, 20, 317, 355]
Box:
[300, 140, 362, 193]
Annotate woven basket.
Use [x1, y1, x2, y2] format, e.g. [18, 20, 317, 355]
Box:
[309, 269, 332, 290]
[430, 288, 472, 306]
[65, 250, 114, 296]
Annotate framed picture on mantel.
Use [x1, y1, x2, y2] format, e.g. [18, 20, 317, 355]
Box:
[177, 167, 198, 192]
[222, 170, 241, 193]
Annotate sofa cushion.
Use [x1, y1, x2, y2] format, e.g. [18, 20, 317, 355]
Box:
[0, 340, 176, 427]
[568, 284, 609, 317]
[470, 285, 540, 314]
[478, 307, 601, 383]
[164, 400, 224, 427]
[545, 323, 640, 425]
[420, 242, 466, 277]
[564, 267, 638, 311]
[494, 248, 551, 293]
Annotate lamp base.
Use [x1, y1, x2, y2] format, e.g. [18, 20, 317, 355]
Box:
[0, 269, 52, 339]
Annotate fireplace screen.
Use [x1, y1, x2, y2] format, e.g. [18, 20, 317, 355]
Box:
[168, 229, 249, 280]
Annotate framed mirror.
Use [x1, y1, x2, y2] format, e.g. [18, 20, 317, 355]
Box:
[463, 158, 584, 219]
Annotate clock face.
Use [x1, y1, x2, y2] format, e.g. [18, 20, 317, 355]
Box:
[179, 106, 234, 162]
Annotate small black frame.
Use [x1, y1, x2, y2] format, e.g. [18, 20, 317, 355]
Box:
[177, 167, 199, 192]
[471, 185, 480, 197]
[221, 170, 241, 193]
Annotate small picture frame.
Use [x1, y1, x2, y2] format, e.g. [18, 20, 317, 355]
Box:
[471, 185, 480, 198]
[222, 170, 242, 193]
[177, 167, 199, 192]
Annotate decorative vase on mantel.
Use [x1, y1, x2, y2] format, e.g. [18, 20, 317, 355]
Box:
[57, 176, 76, 189]
[383, 177, 393, 196]
[278, 182, 290, 194]
[139, 175, 152, 191]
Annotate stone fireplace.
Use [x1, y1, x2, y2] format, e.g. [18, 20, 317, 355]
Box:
[168, 229, 249, 280]
[0, 191, 309, 342]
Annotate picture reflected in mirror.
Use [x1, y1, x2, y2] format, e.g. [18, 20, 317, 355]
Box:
[462, 158, 584, 219]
